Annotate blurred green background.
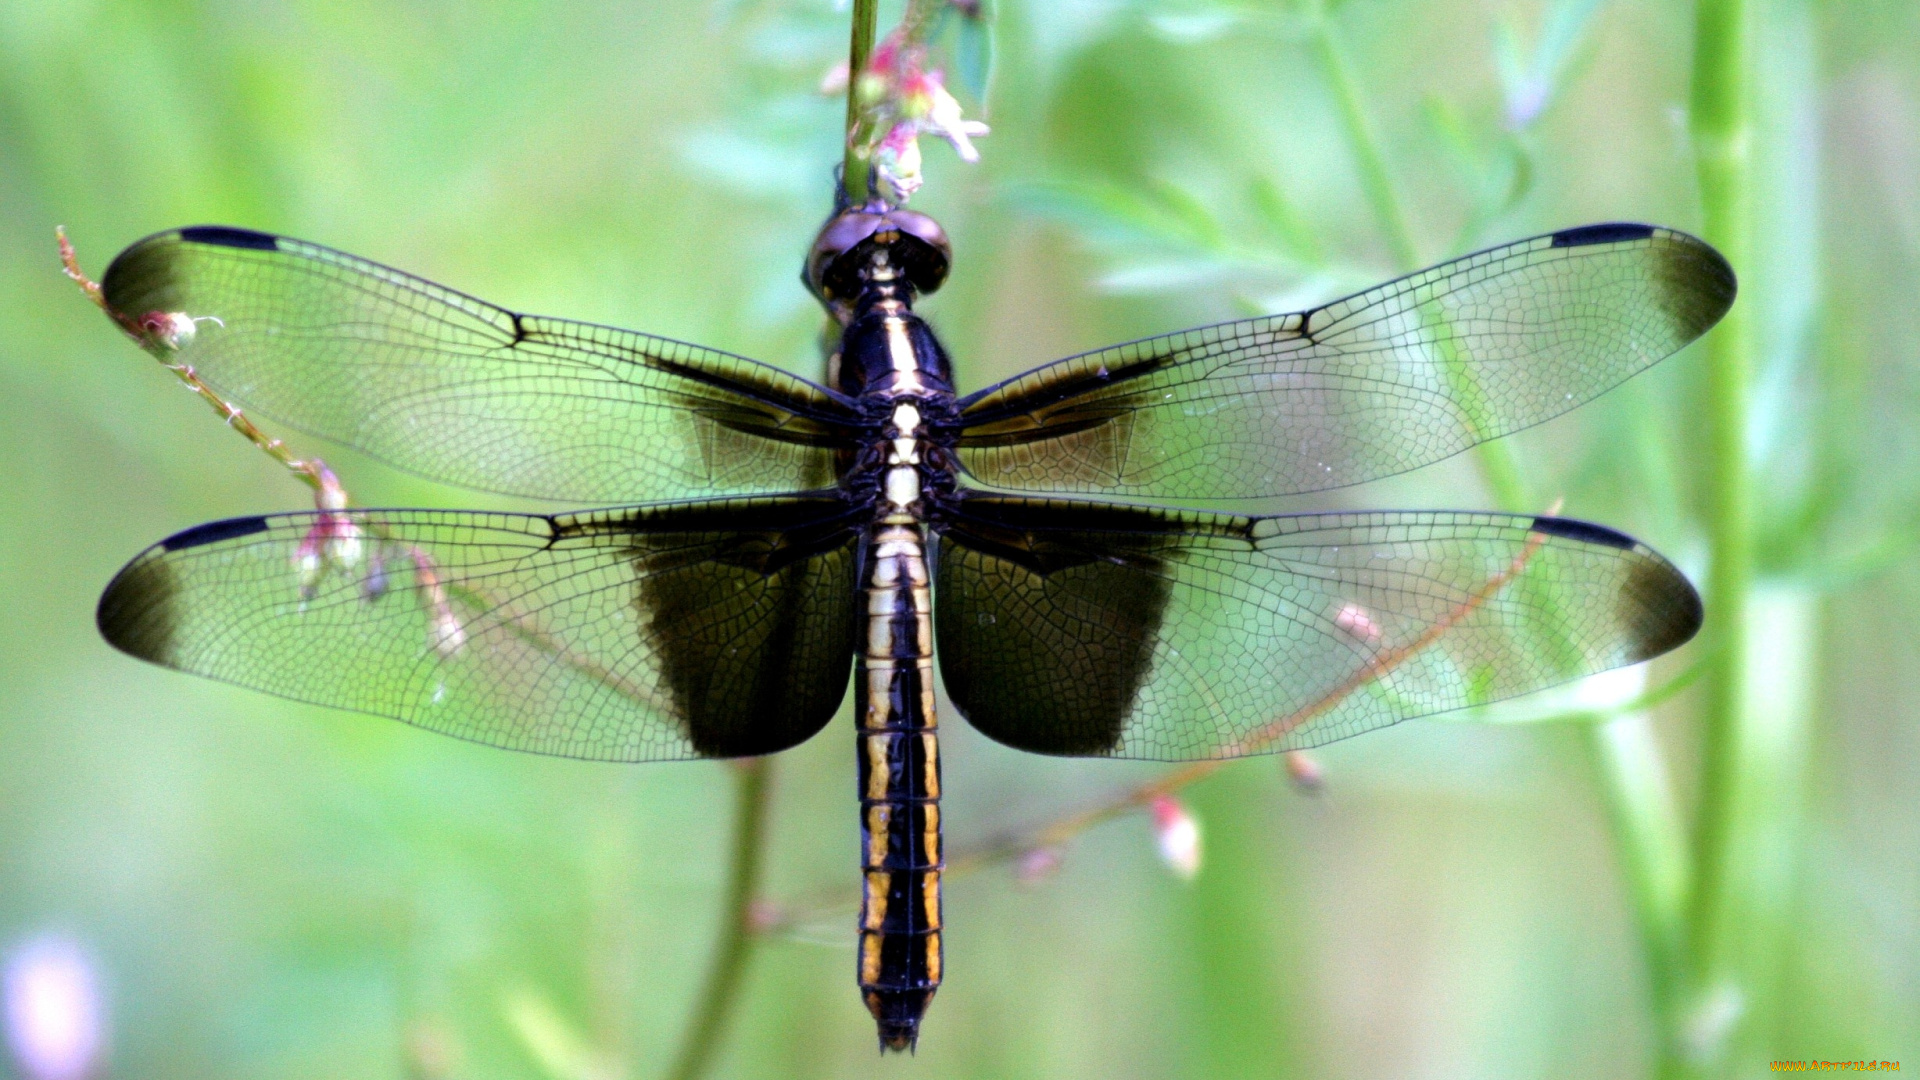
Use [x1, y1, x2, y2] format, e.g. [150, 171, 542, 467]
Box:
[2, 0, 1916, 1077]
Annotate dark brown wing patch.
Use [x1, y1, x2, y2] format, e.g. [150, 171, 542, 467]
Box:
[934, 499, 1178, 756]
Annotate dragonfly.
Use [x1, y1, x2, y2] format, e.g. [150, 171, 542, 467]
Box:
[84, 211, 1732, 1051]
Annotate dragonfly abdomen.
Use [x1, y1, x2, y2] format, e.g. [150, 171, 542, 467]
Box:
[855, 519, 942, 1052]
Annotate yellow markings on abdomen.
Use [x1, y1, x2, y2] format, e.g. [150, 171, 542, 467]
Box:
[922, 803, 941, 864]
[863, 871, 891, 931]
[922, 869, 942, 929]
[865, 734, 892, 800]
[920, 731, 940, 798]
[866, 803, 893, 867]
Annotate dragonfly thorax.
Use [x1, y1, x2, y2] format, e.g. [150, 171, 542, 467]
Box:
[835, 297, 955, 398]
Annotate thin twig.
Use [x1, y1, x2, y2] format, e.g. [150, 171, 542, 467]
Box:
[842, 0, 878, 204]
[764, 530, 1557, 933]
[60, 228, 329, 497]
[662, 758, 776, 1080]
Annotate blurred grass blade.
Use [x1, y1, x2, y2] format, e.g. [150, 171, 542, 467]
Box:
[502, 988, 618, 1080]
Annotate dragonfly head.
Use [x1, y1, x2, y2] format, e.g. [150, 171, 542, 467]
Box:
[805, 207, 951, 323]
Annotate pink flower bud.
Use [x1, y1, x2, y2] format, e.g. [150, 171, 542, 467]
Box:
[1149, 795, 1202, 880]
[874, 124, 925, 203]
[1334, 602, 1382, 642]
[818, 60, 850, 96]
[1015, 845, 1064, 885]
[291, 509, 364, 600]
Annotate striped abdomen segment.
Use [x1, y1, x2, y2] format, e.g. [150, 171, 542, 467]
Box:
[856, 520, 942, 1052]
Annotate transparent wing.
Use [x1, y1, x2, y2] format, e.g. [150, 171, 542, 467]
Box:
[933, 496, 1701, 760]
[954, 224, 1735, 499]
[99, 226, 854, 502]
[98, 498, 862, 761]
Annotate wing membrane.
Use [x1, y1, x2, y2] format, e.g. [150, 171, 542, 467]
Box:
[933, 496, 1700, 760]
[98, 497, 862, 761]
[955, 225, 1734, 499]
[99, 227, 854, 502]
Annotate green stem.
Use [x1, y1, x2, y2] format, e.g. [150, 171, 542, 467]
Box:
[842, 0, 879, 204]
[1310, 6, 1693, 1069]
[662, 758, 776, 1080]
[1682, 0, 1754, 1062]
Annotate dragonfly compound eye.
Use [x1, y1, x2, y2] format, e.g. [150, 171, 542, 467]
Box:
[805, 208, 952, 315]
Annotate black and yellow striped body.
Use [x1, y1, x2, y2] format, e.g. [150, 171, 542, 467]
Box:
[855, 518, 942, 1051]
[832, 245, 956, 1052]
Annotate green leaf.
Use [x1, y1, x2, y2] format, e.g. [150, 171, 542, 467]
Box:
[953, 2, 995, 104]
[1247, 175, 1323, 263]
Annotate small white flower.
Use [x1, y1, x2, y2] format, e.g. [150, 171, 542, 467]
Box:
[918, 75, 989, 163]
[4, 936, 105, 1080]
[136, 311, 221, 350]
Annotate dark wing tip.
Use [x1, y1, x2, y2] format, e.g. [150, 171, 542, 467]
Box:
[97, 551, 180, 666]
[1530, 516, 1703, 663]
[1619, 556, 1705, 663]
[162, 515, 271, 551]
[1551, 222, 1657, 247]
[101, 226, 283, 317]
[176, 225, 281, 251]
[1549, 223, 1737, 344]
[1652, 230, 1738, 342]
[1531, 515, 1636, 550]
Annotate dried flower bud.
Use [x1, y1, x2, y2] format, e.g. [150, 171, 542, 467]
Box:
[410, 548, 465, 658]
[359, 547, 391, 602]
[746, 899, 786, 934]
[1284, 751, 1325, 792]
[1150, 794, 1202, 880]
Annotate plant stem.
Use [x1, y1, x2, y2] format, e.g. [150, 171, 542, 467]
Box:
[1309, 7, 1695, 1068]
[1681, 0, 1754, 1065]
[843, 0, 879, 204]
[663, 758, 776, 1080]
